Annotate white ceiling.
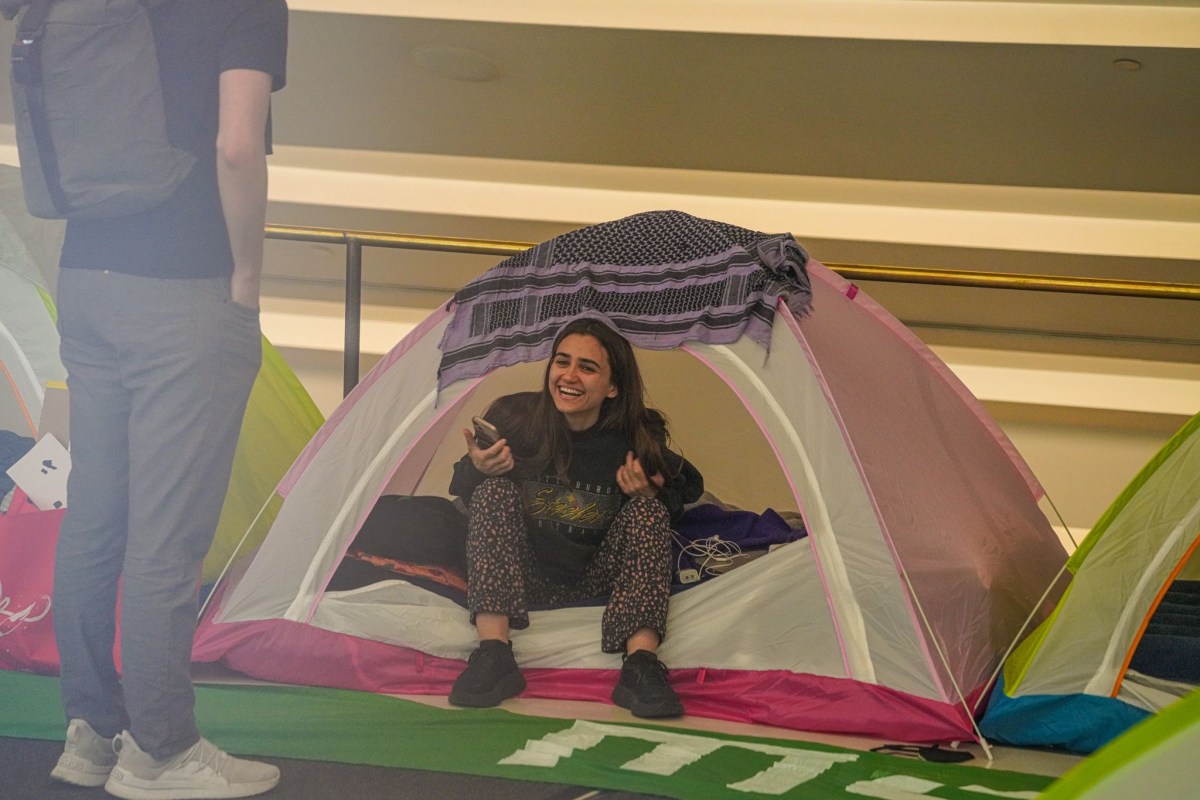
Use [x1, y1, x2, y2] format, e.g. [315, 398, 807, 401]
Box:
[1, 0, 1197, 361]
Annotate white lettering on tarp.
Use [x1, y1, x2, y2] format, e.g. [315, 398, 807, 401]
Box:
[499, 719, 857, 794]
[501, 721, 1043, 798]
[621, 740, 723, 776]
[0, 579, 51, 638]
[959, 787, 1039, 799]
[729, 753, 860, 795]
[846, 775, 1040, 800]
[846, 775, 944, 799]
[498, 725, 607, 768]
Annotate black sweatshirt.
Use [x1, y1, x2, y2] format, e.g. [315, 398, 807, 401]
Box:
[450, 416, 703, 583]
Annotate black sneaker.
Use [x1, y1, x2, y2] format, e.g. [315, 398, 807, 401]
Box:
[449, 639, 526, 707]
[611, 650, 684, 718]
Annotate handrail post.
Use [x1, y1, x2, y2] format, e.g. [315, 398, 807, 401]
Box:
[343, 236, 363, 396]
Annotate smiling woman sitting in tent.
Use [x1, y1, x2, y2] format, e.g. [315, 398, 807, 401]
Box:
[446, 316, 703, 718]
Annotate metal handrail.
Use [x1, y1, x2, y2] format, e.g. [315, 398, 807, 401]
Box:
[263, 223, 1200, 394]
[825, 265, 1200, 302]
[265, 225, 535, 393]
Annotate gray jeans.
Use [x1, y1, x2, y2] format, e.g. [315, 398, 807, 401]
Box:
[54, 268, 260, 759]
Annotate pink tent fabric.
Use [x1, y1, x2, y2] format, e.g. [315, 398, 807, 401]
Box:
[194, 224, 1065, 744]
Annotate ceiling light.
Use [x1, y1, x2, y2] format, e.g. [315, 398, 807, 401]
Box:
[1112, 58, 1142, 71]
[411, 45, 503, 83]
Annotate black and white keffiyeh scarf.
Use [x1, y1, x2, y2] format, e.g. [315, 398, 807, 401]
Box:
[437, 210, 812, 389]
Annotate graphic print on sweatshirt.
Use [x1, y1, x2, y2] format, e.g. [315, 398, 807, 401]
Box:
[522, 477, 622, 536]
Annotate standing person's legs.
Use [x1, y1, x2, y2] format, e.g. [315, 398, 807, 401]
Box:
[115, 274, 261, 759]
[52, 269, 133, 785]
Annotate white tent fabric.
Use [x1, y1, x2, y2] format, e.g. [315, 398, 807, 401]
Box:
[200, 258, 1065, 741]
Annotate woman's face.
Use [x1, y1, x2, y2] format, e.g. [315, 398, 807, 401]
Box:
[547, 333, 618, 431]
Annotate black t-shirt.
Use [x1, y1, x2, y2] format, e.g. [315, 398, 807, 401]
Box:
[59, 0, 288, 278]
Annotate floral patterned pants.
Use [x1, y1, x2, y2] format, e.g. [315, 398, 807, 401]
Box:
[466, 478, 672, 653]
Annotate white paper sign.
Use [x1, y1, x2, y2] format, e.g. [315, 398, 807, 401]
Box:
[5, 433, 70, 511]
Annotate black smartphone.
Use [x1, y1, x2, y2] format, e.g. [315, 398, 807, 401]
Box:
[472, 416, 500, 448]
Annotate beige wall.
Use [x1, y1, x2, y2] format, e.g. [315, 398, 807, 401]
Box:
[986, 405, 1189, 540]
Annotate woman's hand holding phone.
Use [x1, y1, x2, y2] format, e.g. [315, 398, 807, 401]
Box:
[464, 417, 512, 476]
[472, 416, 500, 448]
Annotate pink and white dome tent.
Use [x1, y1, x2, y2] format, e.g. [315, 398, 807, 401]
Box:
[194, 212, 1066, 743]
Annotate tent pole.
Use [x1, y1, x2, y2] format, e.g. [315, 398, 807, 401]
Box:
[893, 557, 1001, 754]
[197, 492, 277, 624]
[971, 493, 1076, 720]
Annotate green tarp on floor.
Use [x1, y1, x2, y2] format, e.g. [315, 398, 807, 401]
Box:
[0, 671, 1052, 800]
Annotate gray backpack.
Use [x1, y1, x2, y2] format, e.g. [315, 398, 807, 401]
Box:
[4, 0, 194, 219]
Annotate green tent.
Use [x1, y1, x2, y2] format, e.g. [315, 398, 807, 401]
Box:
[202, 339, 324, 582]
[981, 412, 1200, 752]
[0, 165, 323, 582]
[0, 198, 64, 438]
[1041, 689, 1200, 799]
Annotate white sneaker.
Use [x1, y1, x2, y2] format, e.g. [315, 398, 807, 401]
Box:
[50, 718, 119, 787]
[104, 731, 280, 800]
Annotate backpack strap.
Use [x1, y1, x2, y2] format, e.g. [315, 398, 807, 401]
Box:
[10, 0, 70, 216]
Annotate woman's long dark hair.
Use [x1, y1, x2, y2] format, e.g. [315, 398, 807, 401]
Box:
[485, 318, 670, 483]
